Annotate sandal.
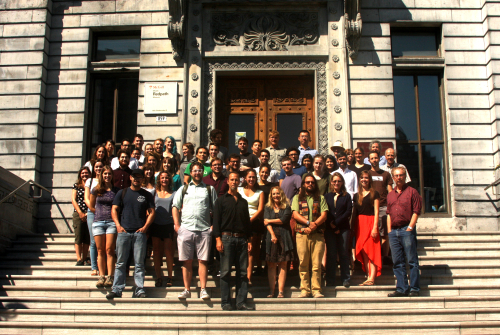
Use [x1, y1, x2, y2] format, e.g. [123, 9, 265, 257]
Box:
[359, 280, 374, 286]
[155, 278, 163, 287]
[277, 292, 285, 298]
[90, 270, 99, 276]
[267, 292, 275, 298]
[165, 278, 173, 287]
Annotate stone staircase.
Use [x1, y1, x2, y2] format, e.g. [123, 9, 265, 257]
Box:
[1, 232, 500, 334]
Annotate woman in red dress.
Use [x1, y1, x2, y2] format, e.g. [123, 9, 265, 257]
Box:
[353, 170, 382, 285]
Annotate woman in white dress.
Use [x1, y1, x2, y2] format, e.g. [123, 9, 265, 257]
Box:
[238, 169, 264, 284]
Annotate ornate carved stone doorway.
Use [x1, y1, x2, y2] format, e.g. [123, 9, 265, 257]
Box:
[203, 60, 328, 154]
[216, 76, 314, 153]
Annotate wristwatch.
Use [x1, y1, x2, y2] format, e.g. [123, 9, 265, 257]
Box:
[306, 220, 310, 226]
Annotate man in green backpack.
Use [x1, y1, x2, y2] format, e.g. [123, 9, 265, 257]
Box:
[172, 161, 217, 300]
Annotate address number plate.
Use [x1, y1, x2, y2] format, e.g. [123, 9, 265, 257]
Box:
[156, 116, 168, 122]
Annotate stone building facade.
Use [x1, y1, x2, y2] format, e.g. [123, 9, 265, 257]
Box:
[0, 0, 498, 232]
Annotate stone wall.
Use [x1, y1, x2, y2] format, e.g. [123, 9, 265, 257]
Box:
[349, 0, 500, 230]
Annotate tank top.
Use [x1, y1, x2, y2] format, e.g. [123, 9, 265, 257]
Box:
[154, 190, 176, 225]
[238, 187, 263, 217]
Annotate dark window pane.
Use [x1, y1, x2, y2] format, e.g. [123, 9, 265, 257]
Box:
[95, 36, 140, 61]
[277, 114, 303, 149]
[422, 144, 446, 213]
[396, 143, 420, 191]
[227, 114, 255, 155]
[91, 78, 115, 148]
[115, 78, 138, 142]
[418, 76, 443, 141]
[394, 76, 418, 141]
[391, 33, 437, 57]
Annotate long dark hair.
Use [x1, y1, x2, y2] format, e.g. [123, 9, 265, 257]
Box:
[358, 170, 376, 207]
[156, 171, 173, 192]
[162, 156, 178, 174]
[298, 173, 320, 201]
[90, 145, 109, 166]
[91, 158, 105, 178]
[95, 166, 114, 197]
[141, 163, 156, 188]
[330, 172, 347, 196]
[241, 169, 258, 189]
[75, 166, 91, 189]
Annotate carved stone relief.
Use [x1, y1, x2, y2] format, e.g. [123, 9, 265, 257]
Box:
[211, 12, 319, 51]
[228, 88, 258, 104]
[168, 0, 187, 60]
[273, 88, 305, 104]
[203, 60, 329, 154]
[345, 0, 362, 59]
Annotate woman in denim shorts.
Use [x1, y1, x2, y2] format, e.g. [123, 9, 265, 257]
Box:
[89, 166, 119, 288]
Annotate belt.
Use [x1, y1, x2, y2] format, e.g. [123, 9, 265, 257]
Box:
[221, 232, 246, 238]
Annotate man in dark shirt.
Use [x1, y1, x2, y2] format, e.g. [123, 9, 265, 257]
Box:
[107, 169, 155, 299]
[367, 150, 393, 261]
[237, 137, 260, 171]
[203, 158, 229, 197]
[113, 149, 132, 189]
[213, 172, 253, 311]
[387, 166, 422, 297]
[223, 154, 244, 180]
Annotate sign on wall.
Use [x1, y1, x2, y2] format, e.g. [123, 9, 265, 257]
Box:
[144, 82, 178, 115]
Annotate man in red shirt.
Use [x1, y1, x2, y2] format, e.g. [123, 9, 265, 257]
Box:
[386, 166, 422, 297]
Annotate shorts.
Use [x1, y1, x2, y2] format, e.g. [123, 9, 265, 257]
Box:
[378, 206, 388, 237]
[73, 212, 90, 245]
[93, 220, 117, 236]
[148, 223, 175, 239]
[177, 226, 212, 261]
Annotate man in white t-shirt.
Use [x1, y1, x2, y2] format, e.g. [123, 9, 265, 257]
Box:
[333, 151, 358, 199]
[110, 139, 139, 170]
[255, 149, 279, 183]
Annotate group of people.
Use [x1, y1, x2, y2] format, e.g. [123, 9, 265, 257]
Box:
[71, 129, 422, 310]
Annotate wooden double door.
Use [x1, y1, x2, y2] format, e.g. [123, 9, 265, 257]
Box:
[216, 76, 315, 154]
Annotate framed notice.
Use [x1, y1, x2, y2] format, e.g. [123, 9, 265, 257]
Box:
[144, 82, 178, 115]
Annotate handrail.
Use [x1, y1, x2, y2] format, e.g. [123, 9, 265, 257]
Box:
[484, 177, 500, 191]
[0, 179, 70, 229]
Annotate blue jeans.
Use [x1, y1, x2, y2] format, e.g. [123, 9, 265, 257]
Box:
[112, 232, 147, 296]
[87, 210, 97, 271]
[388, 226, 420, 293]
[324, 228, 351, 286]
[220, 235, 248, 308]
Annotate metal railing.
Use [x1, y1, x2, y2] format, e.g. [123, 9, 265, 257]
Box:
[484, 177, 500, 192]
[0, 179, 69, 229]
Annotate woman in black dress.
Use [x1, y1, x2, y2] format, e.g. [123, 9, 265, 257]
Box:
[264, 186, 294, 298]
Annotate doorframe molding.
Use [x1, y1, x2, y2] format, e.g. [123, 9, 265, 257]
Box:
[202, 59, 329, 154]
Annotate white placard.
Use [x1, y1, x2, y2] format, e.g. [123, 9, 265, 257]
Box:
[144, 82, 178, 115]
[156, 116, 168, 122]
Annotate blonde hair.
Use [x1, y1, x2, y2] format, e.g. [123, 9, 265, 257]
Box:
[266, 186, 289, 209]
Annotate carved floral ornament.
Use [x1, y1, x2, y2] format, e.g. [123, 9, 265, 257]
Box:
[168, 0, 186, 60]
[212, 12, 319, 51]
[345, 0, 362, 59]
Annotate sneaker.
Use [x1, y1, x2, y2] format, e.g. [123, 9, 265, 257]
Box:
[222, 304, 233, 311]
[96, 276, 106, 288]
[200, 288, 210, 300]
[104, 276, 114, 287]
[136, 292, 147, 298]
[313, 292, 325, 298]
[75, 259, 84, 266]
[106, 291, 121, 300]
[217, 270, 221, 277]
[343, 280, 350, 288]
[178, 289, 191, 299]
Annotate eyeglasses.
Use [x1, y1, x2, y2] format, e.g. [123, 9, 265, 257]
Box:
[192, 169, 203, 173]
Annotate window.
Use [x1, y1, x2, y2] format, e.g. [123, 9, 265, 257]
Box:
[393, 75, 447, 214]
[391, 28, 448, 214]
[89, 74, 139, 155]
[93, 32, 140, 61]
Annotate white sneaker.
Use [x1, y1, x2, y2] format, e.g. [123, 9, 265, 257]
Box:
[200, 288, 210, 300]
[178, 289, 191, 299]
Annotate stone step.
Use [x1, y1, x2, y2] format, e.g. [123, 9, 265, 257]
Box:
[2, 296, 500, 312]
[2, 284, 500, 299]
[1, 307, 499, 324]
[417, 239, 500, 248]
[3, 321, 500, 335]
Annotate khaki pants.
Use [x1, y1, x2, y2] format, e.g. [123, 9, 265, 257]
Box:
[296, 232, 325, 295]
